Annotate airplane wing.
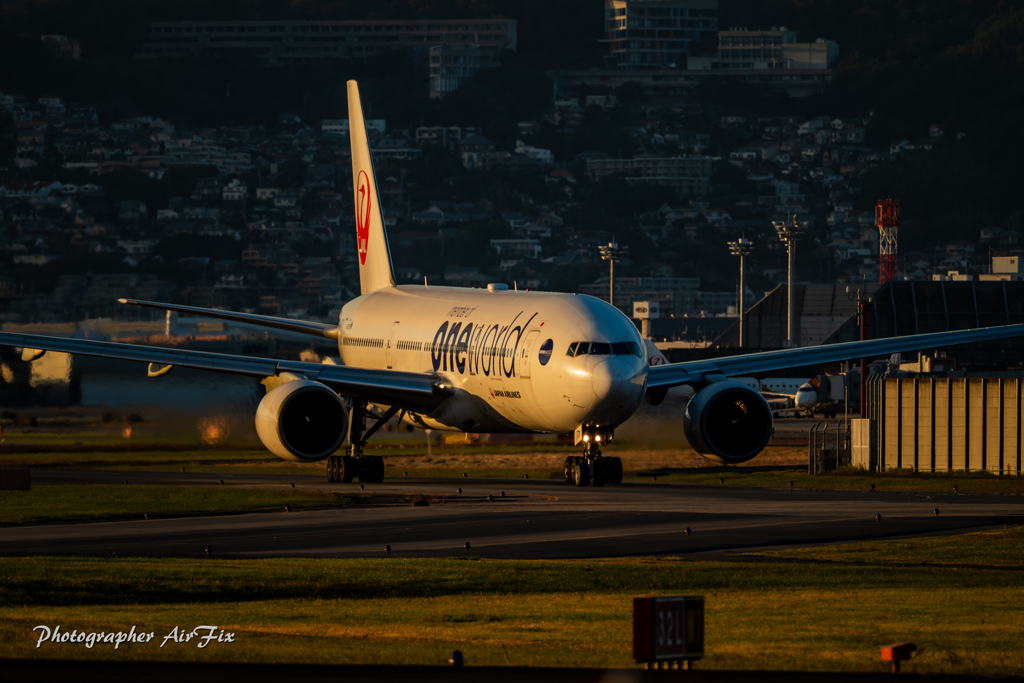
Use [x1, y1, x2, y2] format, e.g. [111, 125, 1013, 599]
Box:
[0, 332, 449, 413]
[647, 323, 1024, 390]
[119, 299, 339, 339]
[759, 391, 795, 401]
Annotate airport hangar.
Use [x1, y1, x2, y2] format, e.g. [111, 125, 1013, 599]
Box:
[657, 281, 1024, 476]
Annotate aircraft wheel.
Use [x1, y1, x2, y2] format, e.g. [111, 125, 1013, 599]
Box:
[367, 455, 385, 483]
[340, 455, 354, 483]
[564, 456, 574, 484]
[592, 458, 606, 487]
[571, 457, 591, 487]
[326, 456, 337, 483]
[606, 457, 623, 485]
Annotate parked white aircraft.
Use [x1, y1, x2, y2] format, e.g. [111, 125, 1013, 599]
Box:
[739, 377, 820, 413]
[3, 81, 1024, 487]
[645, 342, 817, 413]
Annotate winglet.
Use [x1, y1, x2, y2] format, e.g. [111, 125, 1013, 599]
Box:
[347, 80, 396, 294]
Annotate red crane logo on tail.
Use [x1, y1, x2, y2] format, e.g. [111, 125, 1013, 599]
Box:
[356, 170, 371, 266]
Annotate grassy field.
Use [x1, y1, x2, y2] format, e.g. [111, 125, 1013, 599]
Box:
[1, 535, 1023, 672]
[633, 466, 1024, 495]
[5, 447, 1023, 495]
[0, 485, 352, 524]
[4, 419, 1024, 494]
[747, 525, 1024, 567]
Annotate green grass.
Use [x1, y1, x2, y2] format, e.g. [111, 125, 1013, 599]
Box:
[636, 466, 1024, 495]
[5, 427, 1024, 493]
[0, 426, 575, 458]
[6, 445, 1024, 493]
[747, 525, 1024, 567]
[0, 485, 351, 524]
[1, 548, 1023, 671]
[0, 449, 565, 479]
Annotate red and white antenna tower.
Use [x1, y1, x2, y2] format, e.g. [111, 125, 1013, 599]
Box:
[876, 198, 899, 283]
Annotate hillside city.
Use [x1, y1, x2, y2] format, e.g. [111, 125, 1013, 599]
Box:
[2, 3, 1021, 340]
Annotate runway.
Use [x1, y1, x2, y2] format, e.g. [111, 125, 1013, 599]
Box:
[3, 469, 1022, 559]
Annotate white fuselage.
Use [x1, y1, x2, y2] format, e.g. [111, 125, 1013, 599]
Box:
[734, 377, 818, 410]
[337, 286, 648, 433]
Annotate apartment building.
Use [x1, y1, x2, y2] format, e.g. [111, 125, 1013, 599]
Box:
[579, 276, 701, 316]
[586, 156, 713, 197]
[137, 18, 516, 66]
[688, 28, 839, 70]
[429, 44, 481, 99]
[603, 0, 719, 69]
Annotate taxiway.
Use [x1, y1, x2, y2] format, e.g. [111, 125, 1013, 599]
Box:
[2, 469, 1021, 559]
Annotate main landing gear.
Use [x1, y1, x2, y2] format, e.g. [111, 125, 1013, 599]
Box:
[326, 401, 399, 484]
[564, 426, 623, 488]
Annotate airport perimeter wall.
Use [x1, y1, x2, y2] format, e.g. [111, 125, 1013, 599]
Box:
[874, 378, 1022, 474]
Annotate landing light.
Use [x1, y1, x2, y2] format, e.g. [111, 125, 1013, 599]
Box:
[595, 435, 601, 442]
[583, 435, 589, 442]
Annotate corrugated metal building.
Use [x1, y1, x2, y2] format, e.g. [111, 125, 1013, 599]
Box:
[713, 284, 875, 348]
[717, 282, 1024, 365]
[862, 377, 1022, 474]
[825, 281, 1024, 342]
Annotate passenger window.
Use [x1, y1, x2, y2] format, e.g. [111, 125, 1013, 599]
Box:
[590, 342, 610, 355]
[574, 342, 590, 357]
[566, 342, 578, 357]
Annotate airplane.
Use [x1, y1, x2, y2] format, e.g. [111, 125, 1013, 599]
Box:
[3, 80, 1024, 488]
[645, 341, 818, 415]
[740, 377, 820, 415]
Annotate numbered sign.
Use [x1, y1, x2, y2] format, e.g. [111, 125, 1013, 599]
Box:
[633, 596, 704, 663]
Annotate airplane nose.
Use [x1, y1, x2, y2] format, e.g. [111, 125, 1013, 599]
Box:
[591, 357, 644, 413]
[796, 392, 817, 408]
[591, 358, 620, 398]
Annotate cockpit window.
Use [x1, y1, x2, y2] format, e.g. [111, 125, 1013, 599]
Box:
[612, 341, 642, 356]
[568, 341, 642, 358]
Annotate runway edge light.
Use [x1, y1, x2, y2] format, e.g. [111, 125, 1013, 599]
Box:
[633, 595, 704, 670]
[881, 642, 917, 673]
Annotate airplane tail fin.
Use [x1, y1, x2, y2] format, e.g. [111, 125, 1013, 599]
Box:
[347, 80, 396, 294]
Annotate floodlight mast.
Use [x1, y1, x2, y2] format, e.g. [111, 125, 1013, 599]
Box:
[598, 241, 628, 308]
[728, 237, 754, 348]
[772, 215, 806, 347]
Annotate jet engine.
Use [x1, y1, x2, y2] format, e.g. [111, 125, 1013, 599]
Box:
[683, 381, 772, 464]
[255, 379, 349, 462]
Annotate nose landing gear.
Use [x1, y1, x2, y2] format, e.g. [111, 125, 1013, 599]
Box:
[564, 425, 623, 487]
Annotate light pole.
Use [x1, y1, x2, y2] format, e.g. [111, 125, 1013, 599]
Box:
[772, 215, 806, 347]
[728, 237, 754, 348]
[846, 282, 873, 419]
[598, 241, 628, 309]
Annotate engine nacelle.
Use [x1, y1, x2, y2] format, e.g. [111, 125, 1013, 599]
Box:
[683, 381, 772, 464]
[255, 379, 349, 462]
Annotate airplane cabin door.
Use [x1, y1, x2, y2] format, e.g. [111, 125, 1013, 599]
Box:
[386, 321, 399, 369]
[519, 329, 541, 378]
